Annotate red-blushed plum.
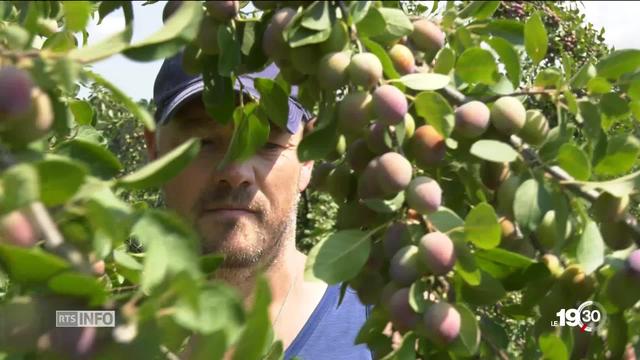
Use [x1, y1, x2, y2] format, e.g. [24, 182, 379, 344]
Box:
[337, 91, 373, 137]
[374, 152, 413, 196]
[317, 51, 351, 90]
[262, 8, 296, 61]
[410, 125, 446, 167]
[418, 231, 456, 275]
[348, 53, 383, 89]
[454, 101, 490, 138]
[383, 222, 412, 259]
[388, 44, 416, 74]
[205, 1, 239, 22]
[372, 85, 408, 126]
[388, 287, 421, 333]
[347, 138, 377, 173]
[409, 19, 445, 57]
[423, 302, 461, 345]
[405, 176, 442, 214]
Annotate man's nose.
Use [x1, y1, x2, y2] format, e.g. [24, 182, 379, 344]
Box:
[213, 160, 254, 189]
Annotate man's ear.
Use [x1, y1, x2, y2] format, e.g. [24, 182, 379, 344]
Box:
[143, 128, 158, 161]
[298, 160, 314, 193]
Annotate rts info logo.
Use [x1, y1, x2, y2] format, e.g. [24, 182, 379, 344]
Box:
[550, 301, 607, 332]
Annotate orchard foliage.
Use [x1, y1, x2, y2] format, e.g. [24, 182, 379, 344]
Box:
[1, 1, 640, 359]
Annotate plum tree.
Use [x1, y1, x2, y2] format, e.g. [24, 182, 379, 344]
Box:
[2, 88, 54, 147]
[405, 176, 442, 214]
[0, 210, 38, 247]
[606, 250, 640, 309]
[383, 222, 412, 259]
[205, 1, 239, 22]
[309, 162, 336, 192]
[453, 101, 490, 138]
[389, 245, 422, 286]
[592, 192, 629, 223]
[0, 66, 33, 119]
[410, 125, 446, 168]
[372, 85, 408, 126]
[290, 45, 322, 75]
[197, 16, 219, 55]
[388, 44, 416, 75]
[326, 163, 354, 203]
[317, 51, 351, 90]
[480, 161, 510, 190]
[337, 91, 373, 137]
[496, 175, 521, 217]
[346, 138, 376, 173]
[423, 302, 461, 345]
[388, 287, 421, 333]
[320, 21, 349, 53]
[409, 19, 445, 60]
[600, 220, 634, 250]
[365, 122, 392, 154]
[262, 8, 296, 61]
[418, 232, 456, 275]
[536, 210, 562, 249]
[518, 109, 549, 146]
[373, 152, 413, 197]
[348, 53, 383, 89]
[490, 96, 526, 136]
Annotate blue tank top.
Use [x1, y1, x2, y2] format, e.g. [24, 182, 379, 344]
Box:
[284, 283, 373, 360]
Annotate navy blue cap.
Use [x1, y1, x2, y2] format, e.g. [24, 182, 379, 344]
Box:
[153, 53, 313, 134]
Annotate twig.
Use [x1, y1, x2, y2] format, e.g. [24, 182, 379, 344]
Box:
[337, 1, 363, 53]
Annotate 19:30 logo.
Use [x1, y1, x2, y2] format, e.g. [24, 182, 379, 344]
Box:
[551, 301, 607, 332]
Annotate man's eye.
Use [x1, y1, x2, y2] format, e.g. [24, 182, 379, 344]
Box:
[263, 142, 282, 150]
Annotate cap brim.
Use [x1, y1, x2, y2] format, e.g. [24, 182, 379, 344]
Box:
[156, 77, 311, 134]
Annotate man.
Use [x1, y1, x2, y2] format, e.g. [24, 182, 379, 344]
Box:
[145, 54, 373, 359]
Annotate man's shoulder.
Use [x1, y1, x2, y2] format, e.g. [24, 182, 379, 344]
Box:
[284, 284, 372, 360]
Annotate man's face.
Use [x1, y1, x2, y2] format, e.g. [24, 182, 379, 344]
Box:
[149, 97, 313, 268]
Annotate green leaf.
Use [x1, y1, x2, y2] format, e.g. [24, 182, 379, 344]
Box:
[48, 271, 107, 305]
[631, 100, 640, 121]
[465, 203, 500, 249]
[414, 91, 455, 137]
[297, 104, 337, 161]
[458, 1, 500, 19]
[373, 7, 413, 44]
[202, 55, 235, 125]
[287, 26, 331, 48]
[69, 26, 133, 63]
[470, 19, 524, 45]
[356, 6, 385, 38]
[535, 68, 563, 88]
[123, 1, 203, 61]
[451, 231, 481, 286]
[600, 93, 630, 129]
[409, 280, 428, 313]
[594, 134, 640, 177]
[427, 207, 464, 233]
[362, 192, 405, 214]
[587, 77, 612, 94]
[524, 12, 547, 64]
[433, 47, 456, 74]
[538, 333, 569, 360]
[391, 73, 450, 91]
[361, 38, 401, 80]
[36, 157, 87, 206]
[470, 140, 518, 163]
[570, 170, 640, 198]
[86, 70, 155, 130]
[449, 303, 481, 356]
[55, 139, 123, 179]
[118, 138, 200, 190]
[349, 1, 371, 24]
[133, 211, 202, 292]
[596, 49, 640, 80]
[628, 79, 640, 101]
[514, 179, 553, 233]
[486, 37, 521, 88]
[2, 164, 39, 212]
[62, 1, 91, 32]
[262, 341, 284, 360]
[218, 24, 241, 77]
[577, 221, 605, 275]
[0, 244, 70, 284]
[555, 144, 590, 181]
[305, 229, 371, 284]
[219, 103, 270, 168]
[456, 47, 499, 85]
[380, 332, 417, 360]
[300, 1, 330, 31]
[570, 62, 596, 89]
[232, 277, 271, 360]
[69, 100, 94, 126]
[460, 271, 506, 305]
[254, 78, 289, 130]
